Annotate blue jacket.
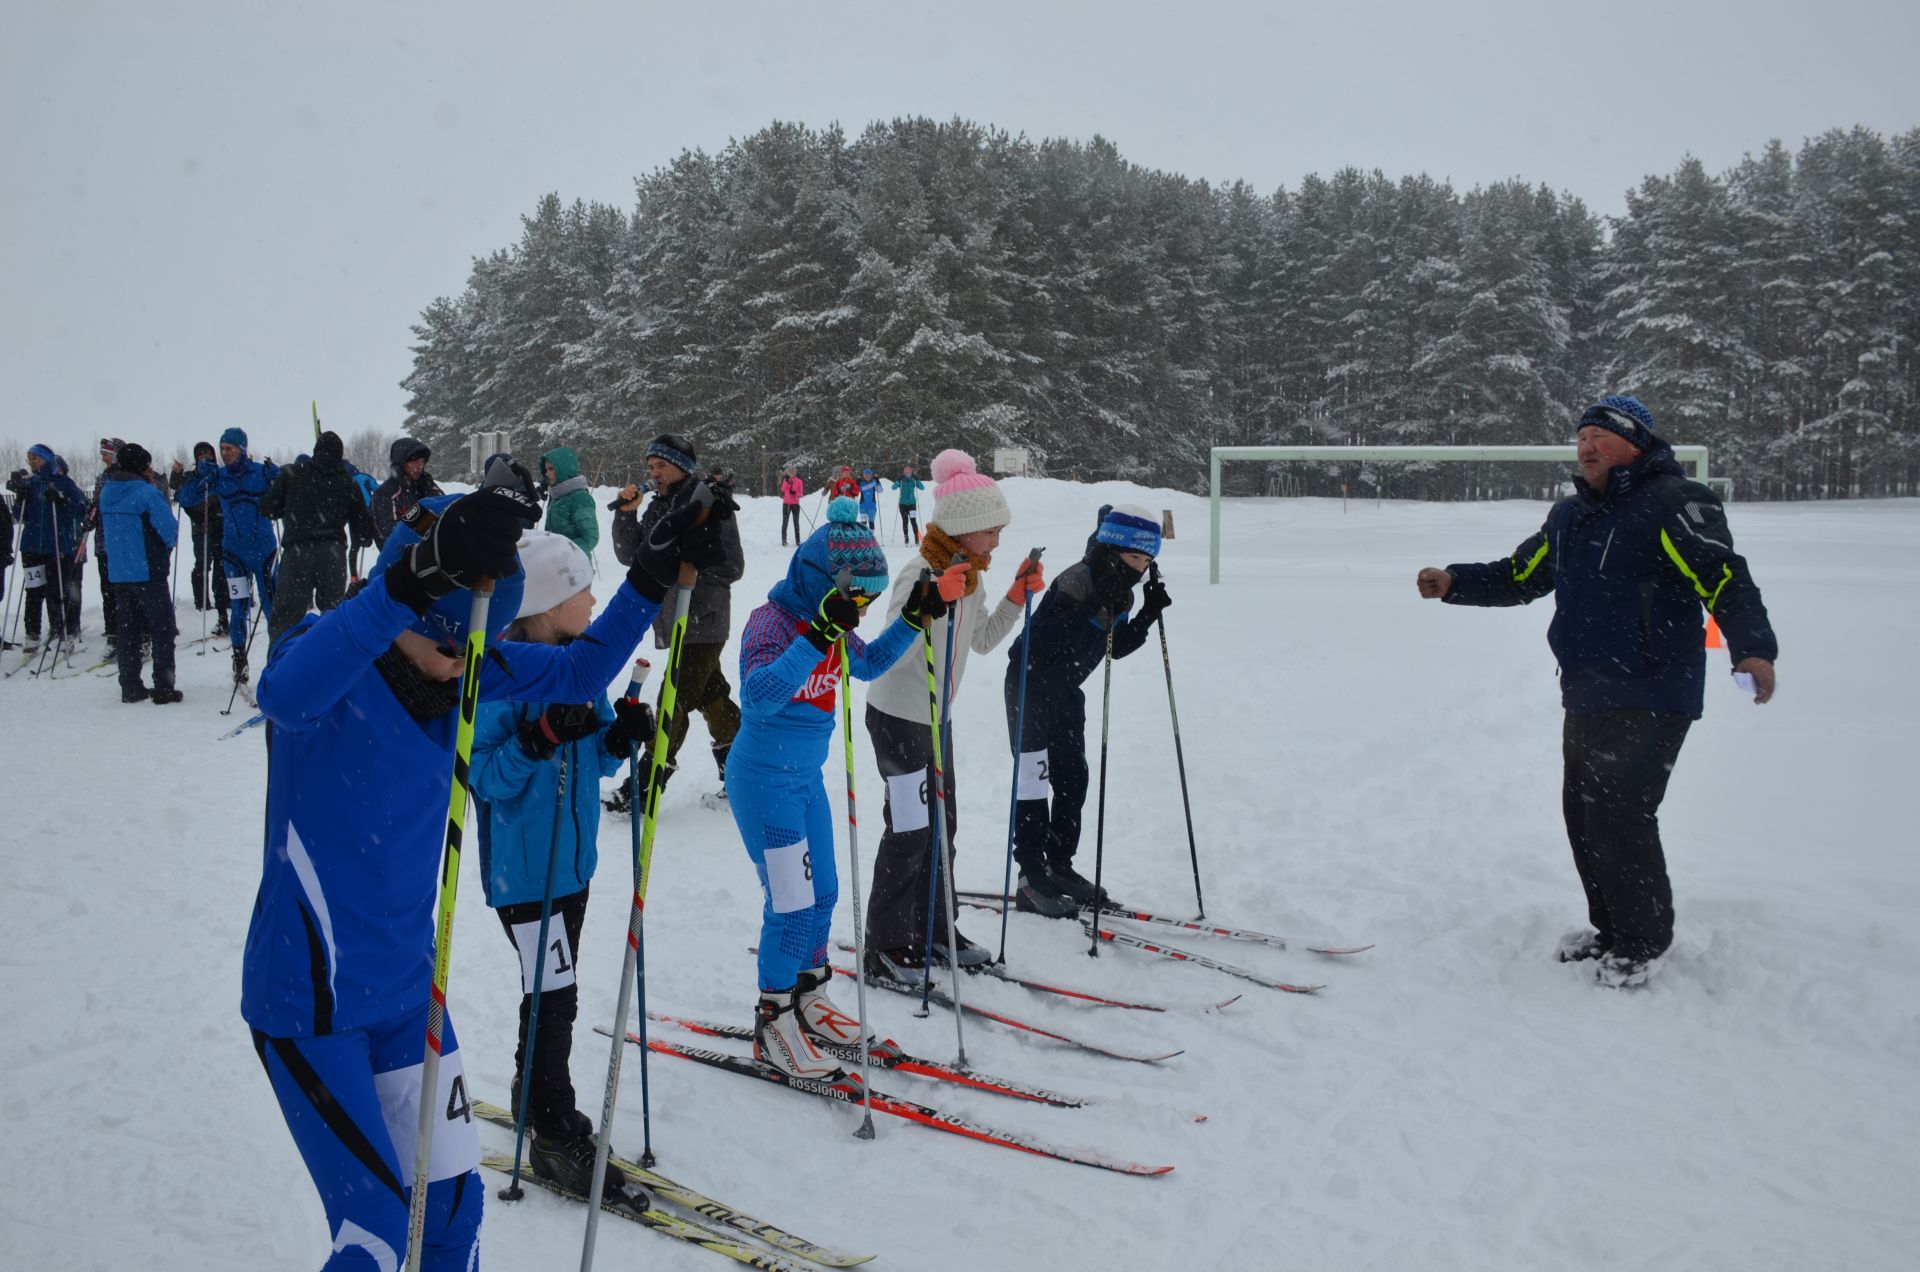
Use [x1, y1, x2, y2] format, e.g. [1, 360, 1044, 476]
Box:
[240, 572, 662, 1038]
[731, 526, 919, 776]
[1444, 440, 1777, 718]
[176, 452, 279, 561]
[471, 695, 627, 909]
[14, 446, 86, 557]
[99, 470, 177, 583]
[351, 471, 379, 506]
[857, 477, 880, 516]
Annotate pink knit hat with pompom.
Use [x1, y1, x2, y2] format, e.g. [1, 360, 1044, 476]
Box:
[929, 449, 1011, 536]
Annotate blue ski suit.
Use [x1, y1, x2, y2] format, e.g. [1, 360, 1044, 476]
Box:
[176, 450, 280, 642]
[726, 531, 919, 992]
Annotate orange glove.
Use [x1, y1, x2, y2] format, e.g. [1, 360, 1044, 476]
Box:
[935, 561, 972, 603]
[1006, 556, 1046, 602]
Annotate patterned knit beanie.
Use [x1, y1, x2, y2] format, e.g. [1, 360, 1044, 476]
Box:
[646, 434, 697, 475]
[929, 449, 1010, 537]
[1579, 394, 1656, 449]
[1095, 503, 1162, 556]
[825, 496, 890, 593]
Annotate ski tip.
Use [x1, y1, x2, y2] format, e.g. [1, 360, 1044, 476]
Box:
[1310, 943, 1376, 956]
[1204, 995, 1243, 1012]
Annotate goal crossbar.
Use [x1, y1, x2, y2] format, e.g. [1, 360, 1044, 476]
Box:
[1207, 444, 1710, 583]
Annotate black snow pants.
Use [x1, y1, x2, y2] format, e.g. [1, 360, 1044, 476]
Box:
[1005, 680, 1090, 875]
[114, 580, 176, 694]
[20, 551, 81, 640]
[1561, 709, 1693, 961]
[496, 887, 590, 1137]
[864, 704, 959, 953]
[269, 541, 347, 645]
[780, 504, 802, 545]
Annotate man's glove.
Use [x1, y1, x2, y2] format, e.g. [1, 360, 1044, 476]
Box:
[517, 702, 601, 760]
[197, 458, 218, 478]
[626, 476, 739, 602]
[1140, 574, 1172, 620]
[384, 485, 537, 616]
[605, 697, 657, 757]
[901, 573, 949, 631]
[44, 485, 66, 505]
[804, 590, 863, 653]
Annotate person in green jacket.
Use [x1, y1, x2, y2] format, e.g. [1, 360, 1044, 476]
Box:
[892, 463, 926, 544]
[540, 446, 600, 559]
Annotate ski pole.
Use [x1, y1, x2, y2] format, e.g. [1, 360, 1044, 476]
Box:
[1, 510, 25, 655]
[834, 620, 877, 1139]
[403, 575, 496, 1272]
[1149, 562, 1205, 918]
[169, 505, 183, 609]
[997, 548, 1044, 964]
[584, 557, 699, 1270]
[500, 741, 573, 1202]
[1086, 613, 1117, 959]
[33, 500, 67, 677]
[223, 586, 265, 716]
[619, 659, 656, 1165]
[930, 565, 969, 1070]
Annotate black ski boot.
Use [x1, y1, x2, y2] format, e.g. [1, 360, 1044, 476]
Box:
[122, 684, 150, 704]
[1556, 929, 1613, 963]
[151, 687, 184, 705]
[529, 1109, 635, 1203]
[1014, 866, 1080, 919]
[865, 944, 930, 987]
[930, 928, 992, 969]
[1046, 862, 1112, 908]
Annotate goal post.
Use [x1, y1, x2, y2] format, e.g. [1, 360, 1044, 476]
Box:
[1207, 444, 1711, 583]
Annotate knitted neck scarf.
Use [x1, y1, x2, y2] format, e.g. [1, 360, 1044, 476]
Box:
[920, 525, 990, 597]
[374, 644, 461, 723]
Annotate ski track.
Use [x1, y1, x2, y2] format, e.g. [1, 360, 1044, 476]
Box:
[4, 482, 1918, 1270]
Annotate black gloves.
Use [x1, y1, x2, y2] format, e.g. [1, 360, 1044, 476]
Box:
[804, 591, 863, 654]
[901, 574, 948, 631]
[1140, 574, 1171, 621]
[626, 477, 739, 603]
[517, 702, 602, 760]
[384, 485, 539, 616]
[604, 697, 657, 757]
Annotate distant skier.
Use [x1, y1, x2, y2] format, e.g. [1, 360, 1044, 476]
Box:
[97, 442, 181, 703]
[891, 463, 925, 544]
[725, 497, 935, 1078]
[261, 430, 377, 645]
[1415, 394, 1778, 989]
[175, 427, 279, 685]
[242, 463, 733, 1270]
[1005, 504, 1169, 917]
[84, 437, 125, 655]
[779, 466, 805, 546]
[371, 437, 444, 547]
[170, 442, 227, 636]
[856, 469, 881, 529]
[8, 445, 88, 649]
[828, 465, 861, 502]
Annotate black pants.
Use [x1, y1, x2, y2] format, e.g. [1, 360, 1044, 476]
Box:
[114, 580, 177, 693]
[1561, 709, 1692, 961]
[900, 507, 920, 543]
[269, 541, 347, 645]
[780, 504, 802, 544]
[20, 551, 81, 640]
[96, 552, 116, 637]
[654, 641, 742, 769]
[496, 887, 589, 1137]
[187, 516, 222, 611]
[864, 705, 959, 953]
[1005, 682, 1090, 874]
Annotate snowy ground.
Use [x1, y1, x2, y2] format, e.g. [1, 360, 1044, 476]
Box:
[5, 480, 1918, 1271]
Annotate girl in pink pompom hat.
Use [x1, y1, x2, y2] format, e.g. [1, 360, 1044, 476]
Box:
[860, 448, 1046, 978]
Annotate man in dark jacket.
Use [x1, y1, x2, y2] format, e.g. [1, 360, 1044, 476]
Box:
[99, 443, 182, 703]
[262, 430, 379, 644]
[1416, 394, 1778, 989]
[86, 437, 126, 652]
[609, 434, 744, 802]
[170, 442, 227, 636]
[370, 437, 443, 546]
[7, 445, 87, 648]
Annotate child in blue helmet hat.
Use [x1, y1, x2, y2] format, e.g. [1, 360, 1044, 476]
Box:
[726, 496, 945, 1079]
[242, 465, 734, 1269]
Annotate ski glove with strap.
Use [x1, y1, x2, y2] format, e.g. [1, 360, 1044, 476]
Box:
[518, 702, 602, 760]
[804, 592, 864, 653]
[626, 476, 739, 603]
[604, 697, 657, 758]
[383, 485, 538, 615]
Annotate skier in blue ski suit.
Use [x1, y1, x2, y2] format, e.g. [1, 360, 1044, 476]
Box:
[175, 426, 279, 674]
[6, 445, 87, 643]
[725, 497, 937, 1078]
[242, 469, 733, 1270]
[856, 469, 881, 528]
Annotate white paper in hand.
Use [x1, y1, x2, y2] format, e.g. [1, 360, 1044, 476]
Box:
[1731, 670, 1758, 695]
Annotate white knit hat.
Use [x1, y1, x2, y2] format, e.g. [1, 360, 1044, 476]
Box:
[515, 529, 594, 618]
[929, 449, 1010, 537]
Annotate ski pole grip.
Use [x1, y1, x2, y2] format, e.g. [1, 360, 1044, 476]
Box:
[622, 658, 653, 703]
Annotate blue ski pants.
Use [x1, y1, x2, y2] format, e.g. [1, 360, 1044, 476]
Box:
[724, 759, 839, 992]
[223, 548, 276, 651]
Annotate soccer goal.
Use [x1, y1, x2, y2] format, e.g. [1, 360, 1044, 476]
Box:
[1207, 444, 1711, 583]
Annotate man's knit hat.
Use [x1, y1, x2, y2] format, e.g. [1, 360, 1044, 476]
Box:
[1579, 394, 1657, 449]
[1095, 503, 1162, 557]
[647, 434, 697, 476]
[929, 449, 1010, 537]
[115, 443, 151, 474]
[515, 528, 595, 617]
[193, 441, 215, 460]
[99, 436, 120, 459]
[220, 427, 248, 452]
[824, 496, 890, 593]
[314, 430, 344, 461]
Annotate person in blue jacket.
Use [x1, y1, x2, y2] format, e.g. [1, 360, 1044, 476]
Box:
[855, 468, 881, 530]
[5, 445, 87, 648]
[97, 442, 181, 703]
[242, 462, 732, 1270]
[725, 496, 939, 1079]
[1417, 394, 1778, 989]
[175, 426, 280, 685]
[469, 530, 654, 1196]
[1004, 504, 1170, 918]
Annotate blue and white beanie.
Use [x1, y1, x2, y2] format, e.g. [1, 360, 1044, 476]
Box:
[1095, 503, 1162, 557]
[1579, 395, 1657, 449]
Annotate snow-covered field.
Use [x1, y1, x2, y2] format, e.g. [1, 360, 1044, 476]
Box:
[6, 479, 1918, 1271]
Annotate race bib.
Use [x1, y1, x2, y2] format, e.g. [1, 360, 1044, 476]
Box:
[226, 574, 253, 601]
[763, 839, 816, 914]
[886, 770, 931, 834]
[23, 565, 46, 589]
[510, 918, 577, 994]
[373, 1047, 479, 1184]
[1016, 749, 1052, 801]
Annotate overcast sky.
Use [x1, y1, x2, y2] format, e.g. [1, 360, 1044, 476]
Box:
[5, 0, 1916, 466]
